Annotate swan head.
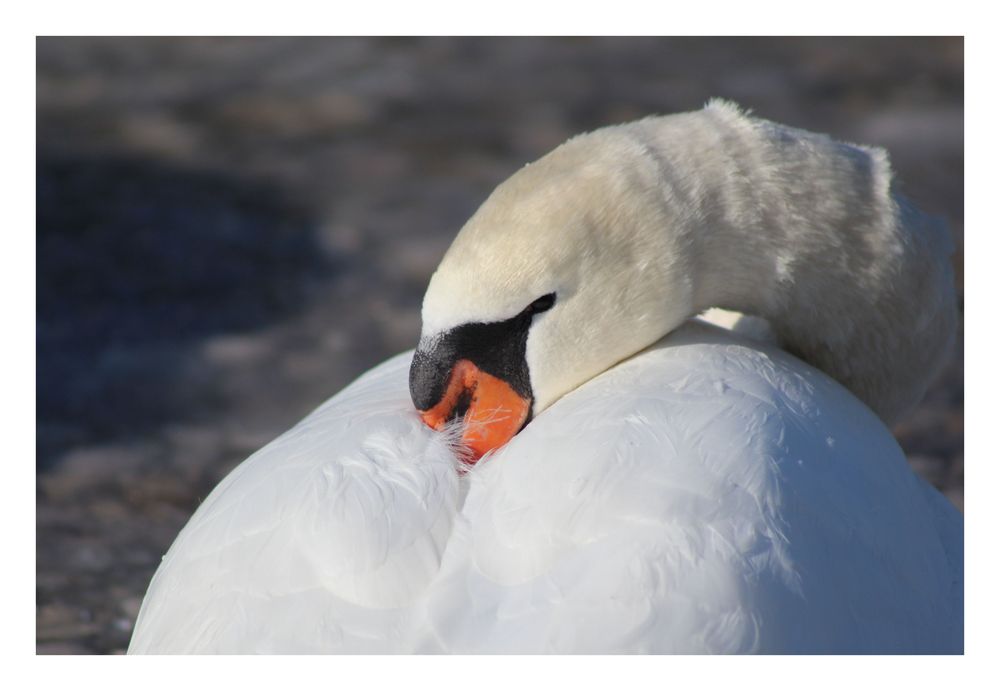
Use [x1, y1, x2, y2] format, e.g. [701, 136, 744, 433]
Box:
[410, 125, 696, 461]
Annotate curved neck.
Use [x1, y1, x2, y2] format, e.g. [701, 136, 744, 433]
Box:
[643, 105, 956, 424]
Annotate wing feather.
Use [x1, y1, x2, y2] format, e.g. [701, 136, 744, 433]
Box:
[131, 324, 962, 653]
[129, 353, 460, 653]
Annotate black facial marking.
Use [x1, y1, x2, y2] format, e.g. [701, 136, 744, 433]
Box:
[526, 292, 556, 315]
[409, 293, 557, 413]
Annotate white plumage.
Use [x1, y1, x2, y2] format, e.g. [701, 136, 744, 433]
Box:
[129, 102, 962, 654]
[129, 321, 962, 653]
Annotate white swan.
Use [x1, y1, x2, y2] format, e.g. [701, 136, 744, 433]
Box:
[129, 101, 961, 654]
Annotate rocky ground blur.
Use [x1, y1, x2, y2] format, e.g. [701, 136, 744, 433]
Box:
[36, 37, 964, 654]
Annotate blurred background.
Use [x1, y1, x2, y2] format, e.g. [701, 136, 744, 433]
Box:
[36, 37, 963, 654]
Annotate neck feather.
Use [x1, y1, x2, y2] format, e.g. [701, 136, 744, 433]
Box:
[639, 104, 956, 424]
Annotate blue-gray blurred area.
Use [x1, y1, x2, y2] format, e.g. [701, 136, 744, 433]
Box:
[36, 37, 963, 653]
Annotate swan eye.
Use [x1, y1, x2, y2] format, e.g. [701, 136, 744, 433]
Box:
[524, 292, 556, 315]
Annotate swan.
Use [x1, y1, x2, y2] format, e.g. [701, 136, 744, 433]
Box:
[128, 101, 962, 654]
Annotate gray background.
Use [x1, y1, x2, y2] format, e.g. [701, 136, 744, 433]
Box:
[36, 37, 963, 654]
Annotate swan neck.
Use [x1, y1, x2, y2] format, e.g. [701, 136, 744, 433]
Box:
[643, 106, 957, 425]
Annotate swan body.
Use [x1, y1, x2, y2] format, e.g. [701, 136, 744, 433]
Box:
[129, 321, 962, 653]
[129, 102, 961, 653]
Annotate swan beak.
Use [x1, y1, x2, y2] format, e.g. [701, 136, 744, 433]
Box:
[417, 359, 531, 462]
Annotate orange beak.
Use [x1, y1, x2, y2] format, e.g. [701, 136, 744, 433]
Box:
[418, 359, 531, 462]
